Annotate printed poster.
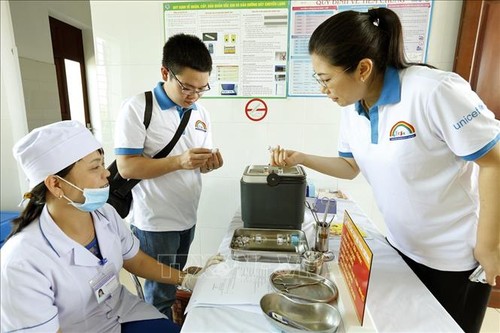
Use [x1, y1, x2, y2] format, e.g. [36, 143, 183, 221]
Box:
[164, 1, 289, 98]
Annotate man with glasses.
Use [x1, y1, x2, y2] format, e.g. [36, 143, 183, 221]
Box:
[113, 33, 223, 318]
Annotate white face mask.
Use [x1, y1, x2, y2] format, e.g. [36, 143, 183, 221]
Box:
[56, 176, 109, 212]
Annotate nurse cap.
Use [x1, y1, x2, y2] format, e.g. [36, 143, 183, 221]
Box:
[13, 120, 102, 189]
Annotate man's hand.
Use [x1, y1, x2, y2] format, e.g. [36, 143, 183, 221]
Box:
[202, 148, 224, 173]
[179, 148, 213, 170]
[269, 145, 302, 167]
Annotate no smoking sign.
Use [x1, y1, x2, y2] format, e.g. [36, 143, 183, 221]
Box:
[245, 98, 268, 122]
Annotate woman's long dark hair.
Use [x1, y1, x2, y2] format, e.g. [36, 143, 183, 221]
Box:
[309, 8, 434, 72]
[6, 164, 75, 241]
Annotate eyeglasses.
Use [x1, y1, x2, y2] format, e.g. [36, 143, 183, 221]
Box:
[168, 68, 211, 96]
[312, 67, 351, 88]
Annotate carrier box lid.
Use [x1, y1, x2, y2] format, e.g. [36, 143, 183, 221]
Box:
[241, 165, 306, 184]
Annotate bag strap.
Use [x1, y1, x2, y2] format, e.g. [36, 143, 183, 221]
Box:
[114, 104, 192, 197]
[143, 91, 153, 129]
[108, 91, 153, 198]
[152, 108, 192, 159]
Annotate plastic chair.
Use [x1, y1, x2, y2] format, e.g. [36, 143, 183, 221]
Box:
[129, 273, 145, 300]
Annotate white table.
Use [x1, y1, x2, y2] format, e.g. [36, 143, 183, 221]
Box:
[181, 198, 463, 332]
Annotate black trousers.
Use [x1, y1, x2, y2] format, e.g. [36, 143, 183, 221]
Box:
[389, 242, 491, 333]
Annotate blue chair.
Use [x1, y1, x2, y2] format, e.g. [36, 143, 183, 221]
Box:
[0, 211, 18, 248]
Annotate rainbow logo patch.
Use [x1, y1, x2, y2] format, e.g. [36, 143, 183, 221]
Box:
[389, 121, 416, 141]
[195, 120, 207, 132]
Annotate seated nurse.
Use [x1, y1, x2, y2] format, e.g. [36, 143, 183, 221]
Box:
[1, 120, 223, 333]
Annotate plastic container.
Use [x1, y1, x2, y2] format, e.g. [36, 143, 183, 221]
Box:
[171, 288, 192, 326]
[240, 165, 306, 230]
[1, 211, 19, 248]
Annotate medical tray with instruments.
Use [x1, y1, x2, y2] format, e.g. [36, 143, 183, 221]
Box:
[230, 228, 309, 263]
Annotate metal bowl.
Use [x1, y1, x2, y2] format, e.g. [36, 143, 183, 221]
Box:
[260, 293, 342, 333]
[301, 250, 324, 274]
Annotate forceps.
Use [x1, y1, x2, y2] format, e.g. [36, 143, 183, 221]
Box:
[305, 201, 320, 223]
[272, 275, 324, 292]
[317, 197, 336, 226]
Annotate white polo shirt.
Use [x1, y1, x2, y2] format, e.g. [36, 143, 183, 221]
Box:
[114, 83, 213, 232]
[0, 204, 164, 332]
[338, 66, 500, 271]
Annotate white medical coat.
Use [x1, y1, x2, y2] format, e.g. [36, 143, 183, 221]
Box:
[1, 204, 164, 332]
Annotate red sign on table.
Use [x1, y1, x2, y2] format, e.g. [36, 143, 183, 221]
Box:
[338, 210, 373, 325]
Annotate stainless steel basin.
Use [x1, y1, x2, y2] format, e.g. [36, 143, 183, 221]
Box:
[260, 293, 342, 333]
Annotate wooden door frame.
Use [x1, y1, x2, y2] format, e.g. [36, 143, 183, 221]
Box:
[49, 16, 91, 127]
[454, 0, 500, 308]
[453, 0, 483, 83]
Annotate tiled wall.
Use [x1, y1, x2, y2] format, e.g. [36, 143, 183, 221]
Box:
[18, 58, 61, 131]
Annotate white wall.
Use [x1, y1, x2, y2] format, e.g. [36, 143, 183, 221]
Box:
[3, 0, 463, 260]
[8, 0, 97, 133]
[88, 0, 464, 264]
[1, 1, 29, 211]
[2, 0, 97, 211]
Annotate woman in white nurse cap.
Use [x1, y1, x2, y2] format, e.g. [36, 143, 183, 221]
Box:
[11, 120, 108, 234]
[2, 120, 222, 333]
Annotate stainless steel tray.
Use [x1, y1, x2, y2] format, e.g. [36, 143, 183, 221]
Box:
[270, 269, 338, 303]
[260, 292, 341, 333]
[230, 228, 309, 263]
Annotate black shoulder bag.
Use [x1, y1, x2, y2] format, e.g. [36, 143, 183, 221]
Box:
[107, 91, 192, 218]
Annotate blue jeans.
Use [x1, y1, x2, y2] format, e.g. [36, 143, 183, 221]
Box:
[131, 225, 195, 319]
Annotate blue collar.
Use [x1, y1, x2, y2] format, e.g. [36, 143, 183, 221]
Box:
[153, 82, 198, 111]
[354, 66, 401, 115]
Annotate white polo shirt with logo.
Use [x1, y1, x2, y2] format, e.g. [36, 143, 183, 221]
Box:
[114, 82, 213, 232]
[338, 66, 500, 271]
